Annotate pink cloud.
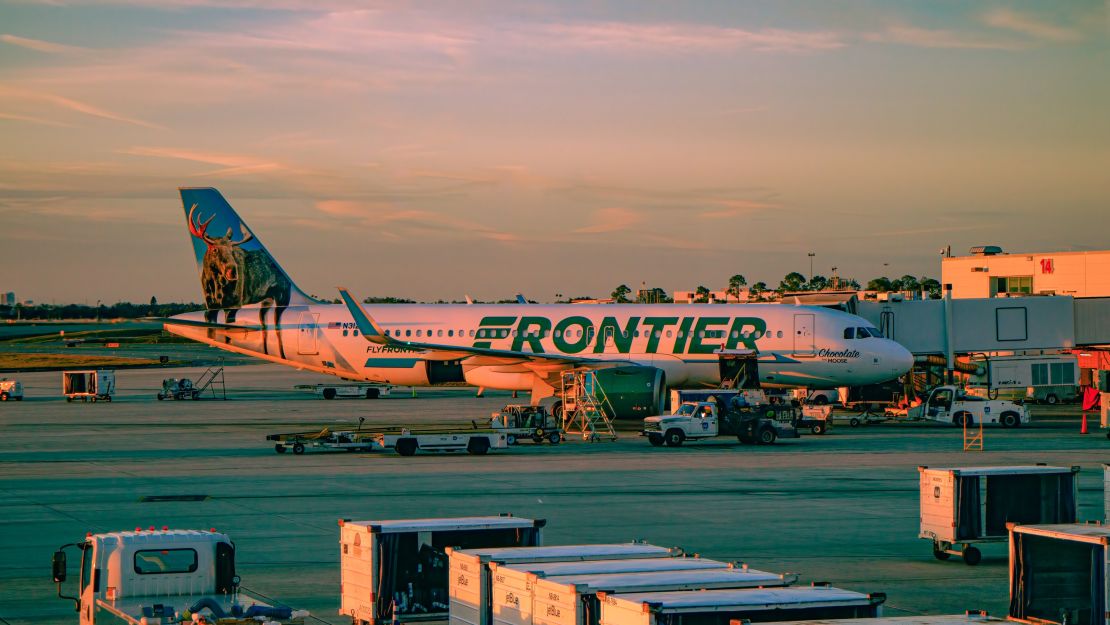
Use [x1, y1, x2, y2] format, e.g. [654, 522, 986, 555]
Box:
[540, 22, 845, 54]
[981, 9, 1082, 43]
[1, 34, 86, 54]
[574, 207, 643, 234]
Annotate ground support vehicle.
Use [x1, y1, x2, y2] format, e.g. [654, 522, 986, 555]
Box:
[918, 465, 1078, 566]
[296, 383, 391, 400]
[1008, 523, 1110, 625]
[157, 378, 199, 400]
[267, 427, 378, 454]
[797, 405, 832, 434]
[488, 404, 563, 445]
[376, 429, 508, 456]
[339, 515, 543, 625]
[642, 401, 798, 447]
[52, 527, 307, 624]
[63, 370, 115, 402]
[0, 378, 24, 401]
[908, 385, 1027, 428]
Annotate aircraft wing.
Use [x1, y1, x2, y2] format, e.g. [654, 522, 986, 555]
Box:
[338, 288, 615, 368]
[158, 317, 264, 331]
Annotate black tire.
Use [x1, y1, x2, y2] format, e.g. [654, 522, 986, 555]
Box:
[813, 395, 828, 405]
[757, 426, 777, 445]
[547, 432, 561, 444]
[14, 396, 22, 401]
[933, 548, 950, 561]
[506, 434, 517, 446]
[157, 393, 164, 401]
[1001, 411, 1020, 428]
[953, 413, 972, 427]
[962, 545, 982, 566]
[292, 443, 305, 455]
[648, 434, 665, 447]
[104, 396, 111, 403]
[275, 444, 287, 454]
[366, 387, 380, 399]
[66, 397, 73, 403]
[1045, 394, 1058, 405]
[1, 392, 8, 401]
[467, 437, 490, 455]
[395, 438, 418, 456]
[849, 417, 861, 427]
[322, 387, 337, 400]
[192, 392, 200, 400]
[664, 429, 685, 447]
[811, 423, 826, 435]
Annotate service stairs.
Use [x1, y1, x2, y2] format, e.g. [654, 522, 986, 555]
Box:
[194, 360, 227, 400]
[559, 370, 618, 442]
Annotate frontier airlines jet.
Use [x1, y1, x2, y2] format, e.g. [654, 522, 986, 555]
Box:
[165, 188, 913, 413]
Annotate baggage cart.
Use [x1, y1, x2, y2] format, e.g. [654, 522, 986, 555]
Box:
[63, 369, 115, 402]
[918, 465, 1079, 565]
[1008, 523, 1110, 625]
[522, 565, 798, 625]
[489, 555, 732, 625]
[770, 611, 1008, 625]
[339, 515, 544, 625]
[597, 585, 886, 625]
[449, 543, 678, 625]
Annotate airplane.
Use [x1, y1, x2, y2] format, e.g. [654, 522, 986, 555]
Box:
[164, 188, 913, 416]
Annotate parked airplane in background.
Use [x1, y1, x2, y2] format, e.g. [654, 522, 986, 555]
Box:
[165, 188, 913, 415]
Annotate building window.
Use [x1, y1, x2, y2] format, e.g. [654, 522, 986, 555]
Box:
[994, 275, 1033, 295]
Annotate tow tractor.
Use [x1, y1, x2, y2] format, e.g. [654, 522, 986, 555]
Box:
[489, 404, 563, 445]
[908, 384, 1028, 428]
[52, 527, 307, 624]
[642, 400, 799, 447]
[0, 378, 24, 401]
[267, 417, 508, 456]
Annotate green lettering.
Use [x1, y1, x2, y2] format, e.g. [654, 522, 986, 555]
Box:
[672, 318, 694, 353]
[553, 316, 592, 354]
[593, 317, 639, 353]
[689, 317, 729, 354]
[725, 317, 766, 350]
[474, 316, 517, 348]
[511, 316, 550, 353]
[642, 317, 678, 353]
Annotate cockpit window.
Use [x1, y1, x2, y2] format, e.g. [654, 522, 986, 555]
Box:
[843, 328, 856, 339]
[867, 327, 883, 338]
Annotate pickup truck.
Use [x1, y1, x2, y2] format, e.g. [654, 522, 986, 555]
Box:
[642, 401, 798, 447]
[908, 385, 1028, 428]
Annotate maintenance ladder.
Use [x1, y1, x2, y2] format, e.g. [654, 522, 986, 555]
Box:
[559, 370, 618, 442]
[194, 360, 227, 400]
[962, 417, 983, 452]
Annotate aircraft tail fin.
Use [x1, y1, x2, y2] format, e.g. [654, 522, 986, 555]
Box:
[179, 187, 317, 310]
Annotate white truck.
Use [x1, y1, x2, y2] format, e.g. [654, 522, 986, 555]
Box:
[967, 353, 1079, 405]
[908, 385, 1028, 428]
[297, 383, 392, 400]
[0, 378, 24, 401]
[52, 527, 307, 624]
[642, 401, 798, 447]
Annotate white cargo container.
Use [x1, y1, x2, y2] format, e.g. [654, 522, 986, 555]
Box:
[597, 586, 886, 625]
[524, 565, 799, 625]
[490, 556, 732, 625]
[63, 369, 115, 402]
[339, 516, 544, 625]
[449, 543, 677, 625]
[770, 612, 1008, 625]
[1008, 523, 1110, 625]
[918, 465, 1079, 565]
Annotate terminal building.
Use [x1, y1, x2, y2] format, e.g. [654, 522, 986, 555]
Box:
[941, 246, 1110, 299]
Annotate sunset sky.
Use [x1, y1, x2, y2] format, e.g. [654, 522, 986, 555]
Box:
[1, 1, 1106, 304]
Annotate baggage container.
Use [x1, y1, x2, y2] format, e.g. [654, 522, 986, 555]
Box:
[597, 586, 886, 625]
[1008, 523, 1110, 625]
[449, 543, 677, 625]
[63, 369, 115, 402]
[918, 465, 1079, 565]
[769, 611, 1008, 625]
[523, 565, 798, 625]
[490, 555, 732, 625]
[1105, 464, 1110, 522]
[339, 516, 544, 625]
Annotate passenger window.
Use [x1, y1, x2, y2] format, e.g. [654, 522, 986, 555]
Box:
[342, 329, 349, 337]
[354, 330, 359, 336]
[777, 331, 783, 338]
[448, 330, 454, 337]
[666, 330, 672, 338]
[655, 330, 661, 338]
[417, 330, 423, 337]
[437, 330, 443, 337]
[405, 330, 411, 337]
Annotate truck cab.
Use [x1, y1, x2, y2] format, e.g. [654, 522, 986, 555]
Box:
[53, 528, 301, 624]
[642, 400, 795, 447]
[908, 385, 1027, 428]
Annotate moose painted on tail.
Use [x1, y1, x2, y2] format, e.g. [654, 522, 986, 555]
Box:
[188, 203, 292, 357]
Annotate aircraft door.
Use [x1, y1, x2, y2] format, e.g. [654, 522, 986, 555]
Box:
[298, 312, 319, 355]
[793, 313, 815, 357]
[718, 353, 760, 389]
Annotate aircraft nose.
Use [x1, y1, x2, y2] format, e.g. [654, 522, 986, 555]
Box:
[889, 342, 913, 376]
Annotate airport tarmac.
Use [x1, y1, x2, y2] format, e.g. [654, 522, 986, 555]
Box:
[1, 363, 1106, 624]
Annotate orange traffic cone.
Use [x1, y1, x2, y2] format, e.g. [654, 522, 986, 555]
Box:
[1081, 412, 1089, 435]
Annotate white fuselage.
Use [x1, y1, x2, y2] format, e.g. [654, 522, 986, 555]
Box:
[166, 302, 913, 392]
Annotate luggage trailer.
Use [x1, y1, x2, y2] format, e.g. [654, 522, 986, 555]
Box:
[596, 586, 886, 625]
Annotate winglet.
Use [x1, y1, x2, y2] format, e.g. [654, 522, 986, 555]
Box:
[338, 288, 390, 344]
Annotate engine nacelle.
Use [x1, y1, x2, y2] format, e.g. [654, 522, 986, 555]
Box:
[593, 366, 666, 419]
[462, 366, 536, 390]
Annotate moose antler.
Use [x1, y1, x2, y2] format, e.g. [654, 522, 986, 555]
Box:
[230, 223, 254, 247]
[187, 204, 216, 243]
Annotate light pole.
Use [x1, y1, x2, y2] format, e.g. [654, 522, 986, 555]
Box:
[807, 253, 815, 283]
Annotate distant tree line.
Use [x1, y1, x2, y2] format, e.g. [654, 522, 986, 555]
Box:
[2, 300, 205, 320]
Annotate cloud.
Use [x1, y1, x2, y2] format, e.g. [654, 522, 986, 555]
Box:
[0, 87, 163, 128]
[538, 22, 845, 54]
[313, 199, 518, 243]
[120, 146, 286, 176]
[699, 199, 779, 219]
[1, 34, 86, 54]
[981, 9, 1083, 43]
[0, 111, 76, 127]
[574, 207, 643, 234]
[863, 25, 1025, 50]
